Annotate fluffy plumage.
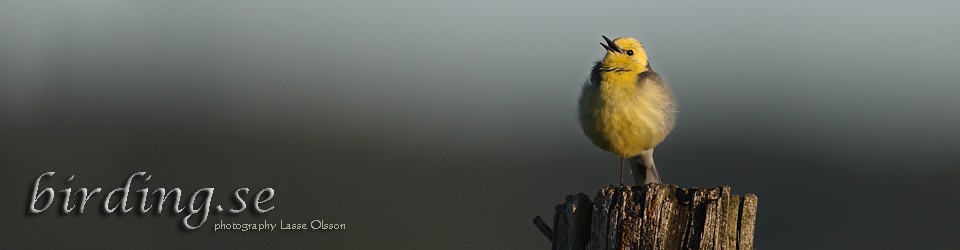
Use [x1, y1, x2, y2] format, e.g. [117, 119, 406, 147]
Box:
[578, 36, 677, 185]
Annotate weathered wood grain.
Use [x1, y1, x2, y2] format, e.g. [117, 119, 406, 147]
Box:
[535, 184, 758, 250]
[552, 193, 594, 250]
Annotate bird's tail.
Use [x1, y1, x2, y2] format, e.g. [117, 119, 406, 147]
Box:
[628, 149, 661, 185]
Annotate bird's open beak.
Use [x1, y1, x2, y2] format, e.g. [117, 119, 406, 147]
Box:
[601, 35, 622, 53]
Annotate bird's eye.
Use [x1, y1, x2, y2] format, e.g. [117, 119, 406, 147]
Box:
[626, 50, 634, 56]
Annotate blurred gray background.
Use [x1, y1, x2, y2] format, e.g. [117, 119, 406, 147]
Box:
[2, 0, 959, 249]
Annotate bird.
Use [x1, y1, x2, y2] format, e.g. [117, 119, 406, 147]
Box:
[578, 35, 677, 186]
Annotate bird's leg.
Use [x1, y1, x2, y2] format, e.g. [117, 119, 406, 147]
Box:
[619, 158, 624, 186]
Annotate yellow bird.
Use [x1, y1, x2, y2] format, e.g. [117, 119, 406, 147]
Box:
[578, 36, 677, 185]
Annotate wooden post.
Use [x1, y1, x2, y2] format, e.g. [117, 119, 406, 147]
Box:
[534, 184, 758, 250]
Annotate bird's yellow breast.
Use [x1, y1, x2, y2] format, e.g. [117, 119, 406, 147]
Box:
[579, 71, 674, 158]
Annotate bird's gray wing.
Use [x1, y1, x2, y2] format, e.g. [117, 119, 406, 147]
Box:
[589, 61, 603, 85]
[637, 65, 662, 86]
[637, 65, 678, 133]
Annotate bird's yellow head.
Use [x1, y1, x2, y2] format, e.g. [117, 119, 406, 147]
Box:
[600, 36, 649, 72]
